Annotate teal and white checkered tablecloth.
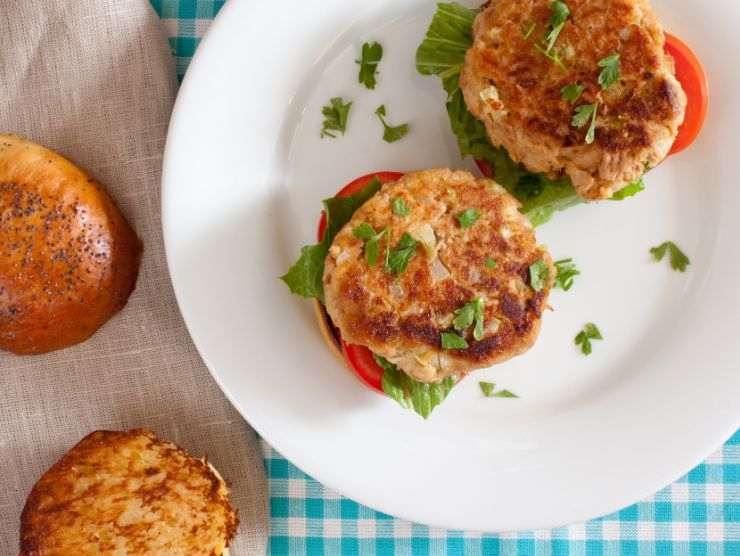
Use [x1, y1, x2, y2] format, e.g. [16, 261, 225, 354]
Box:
[152, 2, 739, 554]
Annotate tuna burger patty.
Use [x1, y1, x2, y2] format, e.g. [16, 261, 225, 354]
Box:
[323, 169, 554, 384]
[461, 0, 686, 200]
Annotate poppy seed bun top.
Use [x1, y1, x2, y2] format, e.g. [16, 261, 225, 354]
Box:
[323, 169, 553, 384]
[461, 0, 686, 200]
[0, 134, 141, 355]
[20, 429, 238, 556]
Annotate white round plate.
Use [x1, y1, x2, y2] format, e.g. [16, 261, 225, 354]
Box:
[163, 0, 740, 531]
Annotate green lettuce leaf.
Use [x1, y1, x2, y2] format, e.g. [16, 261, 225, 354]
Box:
[610, 177, 645, 200]
[416, 3, 643, 226]
[415, 2, 476, 78]
[281, 178, 382, 301]
[375, 355, 455, 419]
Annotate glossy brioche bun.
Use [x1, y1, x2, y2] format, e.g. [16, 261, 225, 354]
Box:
[20, 429, 239, 556]
[0, 134, 142, 355]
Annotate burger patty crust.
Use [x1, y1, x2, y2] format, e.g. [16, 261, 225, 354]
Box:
[323, 169, 554, 383]
[461, 0, 686, 200]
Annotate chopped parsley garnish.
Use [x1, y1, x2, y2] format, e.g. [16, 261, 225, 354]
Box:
[561, 83, 584, 103]
[281, 178, 382, 301]
[479, 381, 495, 396]
[529, 259, 550, 292]
[353, 223, 387, 267]
[534, 43, 568, 71]
[352, 222, 375, 240]
[385, 232, 418, 274]
[441, 331, 469, 350]
[572, 102, 599, 144]
[392, 197, 411, 217]
[597, 53, 621, 90]
[356, 41, 383, 90]
[575, 323, 603, 355]
[554, 258, 580, 291]
[453, 298, 485, 341]
[485, 257, 497, 269]
[479, 381, 519, 398]
[650, 241, 690, 272]
[456, 207, 481, 229]
[545, 1, 570, 53]
[493, 389, 519, 398]
[375, 355, 455, 419]
[375, 105, 410, 143]
[320, 97, 352, 138]
[523, 21, 537, 40]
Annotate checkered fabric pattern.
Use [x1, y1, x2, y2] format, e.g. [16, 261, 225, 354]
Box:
[153, 2, 739, 553]
[261, 435, 738, 555]
[151, 0, 225, 79]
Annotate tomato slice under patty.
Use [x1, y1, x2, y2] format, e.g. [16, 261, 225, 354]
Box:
[317, 171, 404, 392]
[664, 33, 708, 156]
[317, 171, 405, 242]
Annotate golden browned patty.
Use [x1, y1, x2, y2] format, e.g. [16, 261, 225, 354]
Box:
[461, 0, 686, 200]
[323, 169, 553, 383]
[20, 429, 238, 556]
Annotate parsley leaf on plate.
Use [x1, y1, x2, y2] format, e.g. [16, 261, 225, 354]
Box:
[650, 241, 690, 272]
[529, 259, 550, 292]
[479, 381, 519, 398]
[281, 178, 382, 301]
[554, 258, 580, 291]
[441, 332, 469, 350]
[492, 389, 519, 398]
[479, 381, 495, 396]
[575, 323, 603, 355]
[385, 232, 418, 274]
[375, 105, 410, 143]
[375, 355, 455, 419]
[392, 197, 411, 217]
[356, 41, 383, 90]
[320, 97, 352, 138]
[545, 1, 570, 53]
[598, 53, 621, 90]
[561, 83, 584, 103]
[456, 207, 481, 229]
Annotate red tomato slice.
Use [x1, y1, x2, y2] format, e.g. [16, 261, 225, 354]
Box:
[317, 171, 404, 393]
[664, 33, 708, 155]
[475, 159, 493, 179]
[316, 171, 405, 242]
[341, 341, 385, 392]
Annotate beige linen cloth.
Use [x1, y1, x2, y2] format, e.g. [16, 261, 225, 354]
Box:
[0, 0, 269, 553]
